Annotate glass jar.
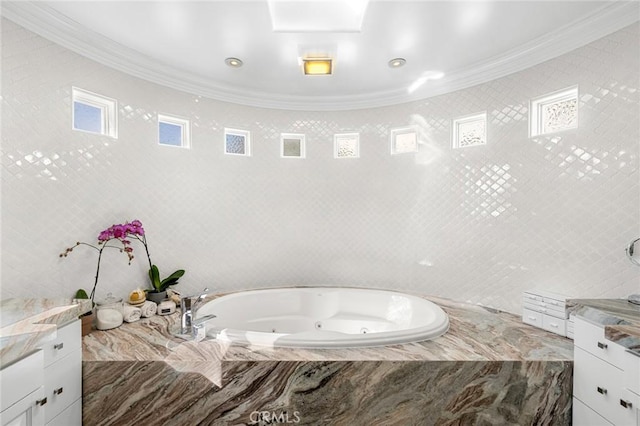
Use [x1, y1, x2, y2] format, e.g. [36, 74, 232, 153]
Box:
[95, 293, 124, 330]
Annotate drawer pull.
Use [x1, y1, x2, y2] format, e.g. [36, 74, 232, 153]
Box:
[549, 323, 559, 328]
[597, 341, 608, 349]
[527, 316, 537, 321]
[597, 386, 607, 395]
[53, 387, 64, 395]
[620, 399, 633, 409]
[35, 397, 47, 406]
[53, 342, 64, 350]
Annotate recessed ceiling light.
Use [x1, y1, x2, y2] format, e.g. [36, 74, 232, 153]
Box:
[388, 58, 406, 68]
[303, 58, 333, 75]
[225, 57, 243, 68]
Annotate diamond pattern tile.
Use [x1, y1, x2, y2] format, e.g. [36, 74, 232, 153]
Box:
[1, 19, 639, 314]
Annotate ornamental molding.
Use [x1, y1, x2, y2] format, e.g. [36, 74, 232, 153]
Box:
[2, 2, 638, 111]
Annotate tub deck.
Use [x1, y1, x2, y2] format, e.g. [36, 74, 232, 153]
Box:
[82, 295, 574, 425]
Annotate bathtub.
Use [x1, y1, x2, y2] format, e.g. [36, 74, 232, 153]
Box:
[195, 287, 449, 348]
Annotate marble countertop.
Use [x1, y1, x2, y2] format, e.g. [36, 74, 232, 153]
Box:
[0, 298, 91, 368]
[568, 298, 640, 352]
[82, 295, 574, 386]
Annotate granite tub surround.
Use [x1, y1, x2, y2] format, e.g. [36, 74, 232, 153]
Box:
[0, 297, 90, 367]
[84, 359, 571, 425]
[83, 295, 573, 425]
[568, 298, 640, 352]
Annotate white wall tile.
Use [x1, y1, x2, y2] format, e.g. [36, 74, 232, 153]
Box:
[1, 19, 638, 314]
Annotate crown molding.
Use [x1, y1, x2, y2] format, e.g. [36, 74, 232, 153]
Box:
[2, 1, 638, 111]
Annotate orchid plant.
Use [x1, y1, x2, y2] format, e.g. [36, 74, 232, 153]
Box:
[125, 223, 185, 294]
[60, 219, 184, 301]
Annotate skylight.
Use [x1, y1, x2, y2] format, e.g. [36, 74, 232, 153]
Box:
[268, 0, 369, 32]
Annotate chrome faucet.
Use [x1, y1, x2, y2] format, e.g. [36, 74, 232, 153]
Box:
[180, 287, 215, 337]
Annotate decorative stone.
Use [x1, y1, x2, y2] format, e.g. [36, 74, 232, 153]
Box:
[82, 295, 575, 425]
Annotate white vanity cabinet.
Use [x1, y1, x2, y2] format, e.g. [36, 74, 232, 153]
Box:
[523, 290, 571, 337]
[0, 351, 46, 426]
[573, 316, 640, 426]
[42, 320, 82, 426]
[0, 320, 82, 426]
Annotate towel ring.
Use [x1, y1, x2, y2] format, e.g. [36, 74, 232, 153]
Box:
[626, 237, 640, 266]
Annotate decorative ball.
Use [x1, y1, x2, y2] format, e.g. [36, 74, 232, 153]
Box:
[128, 288, 147, 305]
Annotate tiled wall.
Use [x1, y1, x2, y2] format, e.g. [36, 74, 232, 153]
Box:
[2, 18, 638, 314]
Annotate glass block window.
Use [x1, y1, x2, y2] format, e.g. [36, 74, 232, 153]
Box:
[530, 86, 578, 137]
[390, 127, 418, 154]
[334, 133, 359, 158]
[281, 133, 305, 158]
[225, 128, 251, 156]
[158, 114, 190, 148]
[72, 87, 117, 138]
[452, 112, 487, 149]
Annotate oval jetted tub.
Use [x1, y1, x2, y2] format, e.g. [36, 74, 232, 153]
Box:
[195, 287, 449, 348]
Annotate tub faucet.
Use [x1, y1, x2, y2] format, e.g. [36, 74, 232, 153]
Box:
[180, 287, 215, 337]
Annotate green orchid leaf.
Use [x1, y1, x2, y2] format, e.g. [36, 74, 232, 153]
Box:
[75, 289, 89, 299]
[160, 270, 185, 285]
[147, 268, 185, 292]
[149, 265, 162, 291]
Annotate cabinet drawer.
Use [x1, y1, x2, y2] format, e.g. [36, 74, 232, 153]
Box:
[46, 398, 81, 426]
[574, 347, 637, 426]
[618, 388, 640, 426]
[566, 320, 575, 340]
[523, 300, 544, 312]
[622, 349, 640, 395]
[0, 385, 46, 426]
[542, 296, 566, 309]
[523, 293, 543, 303]
[540, 303, 568, 319]
[572, 397, 613, 426]
[43, 320, 81, 367]
[574, 317, 628, 367]
[523, 298, 567, 319]
[1, 351, 44, 412]
[542, 315, 566, 336]
[523, 301, 563, 315]
[522, 309, 543, 327]
[44, 349, 82, 423]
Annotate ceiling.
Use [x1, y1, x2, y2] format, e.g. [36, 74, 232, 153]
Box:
[2, 1, 638, 110]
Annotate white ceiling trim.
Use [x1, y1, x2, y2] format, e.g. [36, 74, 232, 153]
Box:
[2, 1, 638, 111]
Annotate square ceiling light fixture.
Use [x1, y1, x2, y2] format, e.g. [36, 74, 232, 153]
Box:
[268, 0, 369, 32]
[303, 58, 333, 75]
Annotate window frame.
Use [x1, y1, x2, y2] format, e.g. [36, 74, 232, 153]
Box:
[529, 85, 579, 138]
[157, 113, 191, 149]
[280, 133, 306, 159]
[224, 128, 251, 156]
[390, 126, 419, 155]
[452, 112, 487, 149]
[71, 87, 118, 138]
[334, 132, 360, 159]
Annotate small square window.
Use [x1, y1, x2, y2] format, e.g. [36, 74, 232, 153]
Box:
[281, 133, 305, 158]
[334, 133, 359, 158]
[530, 86, 578, 137]
[74, 102, 102, 134]
[72, 87, 117, 138]
[225, 128, 251, 156]
[452, 112, 487, 149]
[158, 114, 190, 148]
[390, 127, 418, 154]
